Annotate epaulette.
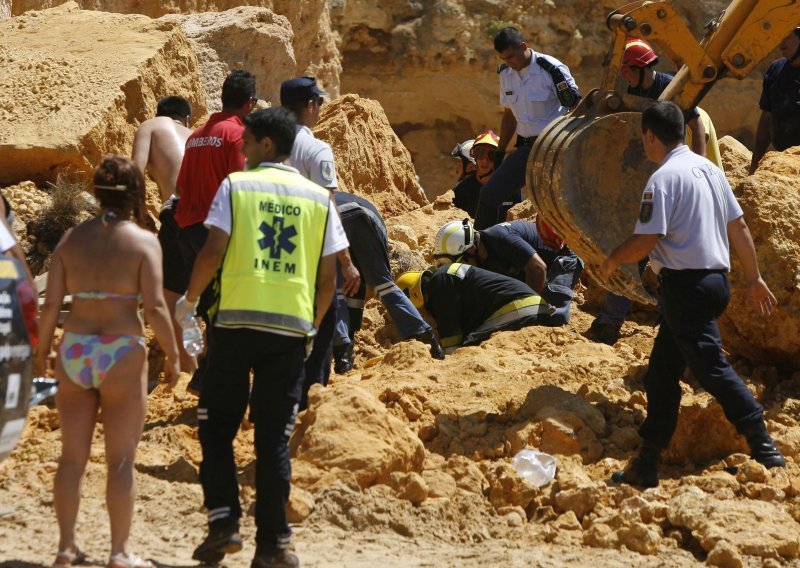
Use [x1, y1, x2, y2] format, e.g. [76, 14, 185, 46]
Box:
[496, 63, 508, 74]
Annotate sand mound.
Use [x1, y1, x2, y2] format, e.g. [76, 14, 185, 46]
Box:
[717, 141, 800, 368]
[0, 2, 206, 186]
[315, 94, 429, 218]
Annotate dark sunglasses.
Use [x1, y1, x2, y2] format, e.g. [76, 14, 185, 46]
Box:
[472, 148, 498, 159]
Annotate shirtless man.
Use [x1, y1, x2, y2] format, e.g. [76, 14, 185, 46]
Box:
[132, 95, 195, 372]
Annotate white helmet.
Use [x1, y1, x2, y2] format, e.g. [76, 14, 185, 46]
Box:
[433, 219, 476, 266]
[451, 139, 476, 165]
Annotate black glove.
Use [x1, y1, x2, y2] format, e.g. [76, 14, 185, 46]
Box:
[416, 329, 446, 360]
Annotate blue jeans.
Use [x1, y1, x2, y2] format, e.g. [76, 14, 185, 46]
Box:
[638, 269, 764, 448]
[541, 254, 584, 326]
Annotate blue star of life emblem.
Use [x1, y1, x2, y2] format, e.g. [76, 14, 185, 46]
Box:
[258, 215, 297, 259]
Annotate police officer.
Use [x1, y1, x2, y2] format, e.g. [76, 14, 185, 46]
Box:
[750, 28, 800, 174]
[280, 77, 360, 399]
[329, 191, 444, 376]
[601, 101, 784, 488]
[591, 38, 721, 345]
[397, 263, 558, 355]
[177, 108, 348, 567]
[433, 219, 582, 325]
[473, 27, 580, 230]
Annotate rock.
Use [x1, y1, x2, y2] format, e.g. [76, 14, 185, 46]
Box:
[668, 487, 800, 558]
[717, 147, 800, 368]
[314, 94, 429, 217]
[421, 470, 457, 499]
[446, 455, 488, 495]
[12, 0, 341, 99]
[616, 522, 660, 555]
[290, 384, 425, 488]
[512, 385, 606, 463]
[663, 391, 748, 464]
[735, 460, 767, 484]
[0, 3, 206, 186]
[390, 471, 429, 505]
[171, 7, 296, 110]
[706, 540, 744, 568]
[554, 486, 597, 520]
[719, 135, 752, 181]
[286, 487, 315, 523]
[484, 462, 538, 511]
[386, 224, 418, 250]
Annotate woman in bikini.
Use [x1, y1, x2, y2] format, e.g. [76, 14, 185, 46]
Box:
[37, 156, 180, 568]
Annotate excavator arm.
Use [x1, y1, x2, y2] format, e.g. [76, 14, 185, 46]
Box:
[526, 0, 799, 304]
[605, 0, 799, 110]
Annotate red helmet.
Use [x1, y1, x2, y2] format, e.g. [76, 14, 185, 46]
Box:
[623, 38, 658, 68]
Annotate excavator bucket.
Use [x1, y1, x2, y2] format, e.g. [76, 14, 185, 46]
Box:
[527, 90, 658, 305]
[526, 0, 799, 306]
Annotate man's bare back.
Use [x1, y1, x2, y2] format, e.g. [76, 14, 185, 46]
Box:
[132, 116, 192, 203]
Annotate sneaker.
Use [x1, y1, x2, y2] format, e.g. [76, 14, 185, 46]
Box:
[251, 548, 300, 568]
[192, 522, 243, 563]
[332, 343, 354, 374]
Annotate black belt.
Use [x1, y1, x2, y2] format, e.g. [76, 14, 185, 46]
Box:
[659, 267, 727, 279]
[516, 135, 537, 147]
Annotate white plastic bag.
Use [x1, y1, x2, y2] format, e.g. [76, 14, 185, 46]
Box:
[512, 449, 557, 487]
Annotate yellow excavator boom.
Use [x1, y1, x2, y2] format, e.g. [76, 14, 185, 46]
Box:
[527, 0, 799, 304]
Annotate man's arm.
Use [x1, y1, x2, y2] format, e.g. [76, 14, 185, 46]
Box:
[749, 111, 772, 175]
[523, 254, 547, 293]
[314, 253, 337, 328]
[185, 227, 229, 303]
[686, 116, 706, 158]
[600, 233, 661, 281]
[498, 108, 517, 154]
[727, 215, 777, 316]
[131, 124, 152, 175]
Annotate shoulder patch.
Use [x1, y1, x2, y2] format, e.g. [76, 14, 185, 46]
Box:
[496, 63, 508, 74]
[639, 201, 654, 224]
[320, 160, 335, 183]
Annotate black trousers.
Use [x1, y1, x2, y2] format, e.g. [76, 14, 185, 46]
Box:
[198, 327, 304, 548]
[301, 304, 335, 410]
[639, 269, 764, 448]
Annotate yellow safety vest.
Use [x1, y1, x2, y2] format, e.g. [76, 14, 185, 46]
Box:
[215, 166, 331, 335]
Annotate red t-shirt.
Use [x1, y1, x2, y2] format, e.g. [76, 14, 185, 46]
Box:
[175, 112, 246, 228]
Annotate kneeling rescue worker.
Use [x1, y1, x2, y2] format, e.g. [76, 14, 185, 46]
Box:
[178, 107, 346, 568]
[433, 218, 583, 325]
[397, 263, 559, 355]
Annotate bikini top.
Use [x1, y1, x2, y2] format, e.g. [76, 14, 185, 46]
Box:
[72, 291, 142, 302]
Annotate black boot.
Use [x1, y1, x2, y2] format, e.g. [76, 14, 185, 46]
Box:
[414, 329, 445, 359]
[611, 442, 661, 488]
[251, 546, 299, 568]
[332, 343, 354, 374]
[740, 421, 785, 469]
[589, 318, 622, 345]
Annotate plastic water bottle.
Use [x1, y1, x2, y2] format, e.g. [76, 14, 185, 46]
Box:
[182, 317, 205, 357]
[512, 449, 557, 488]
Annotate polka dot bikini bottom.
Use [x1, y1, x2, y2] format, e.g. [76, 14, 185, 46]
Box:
[59, 332, 146, 389]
